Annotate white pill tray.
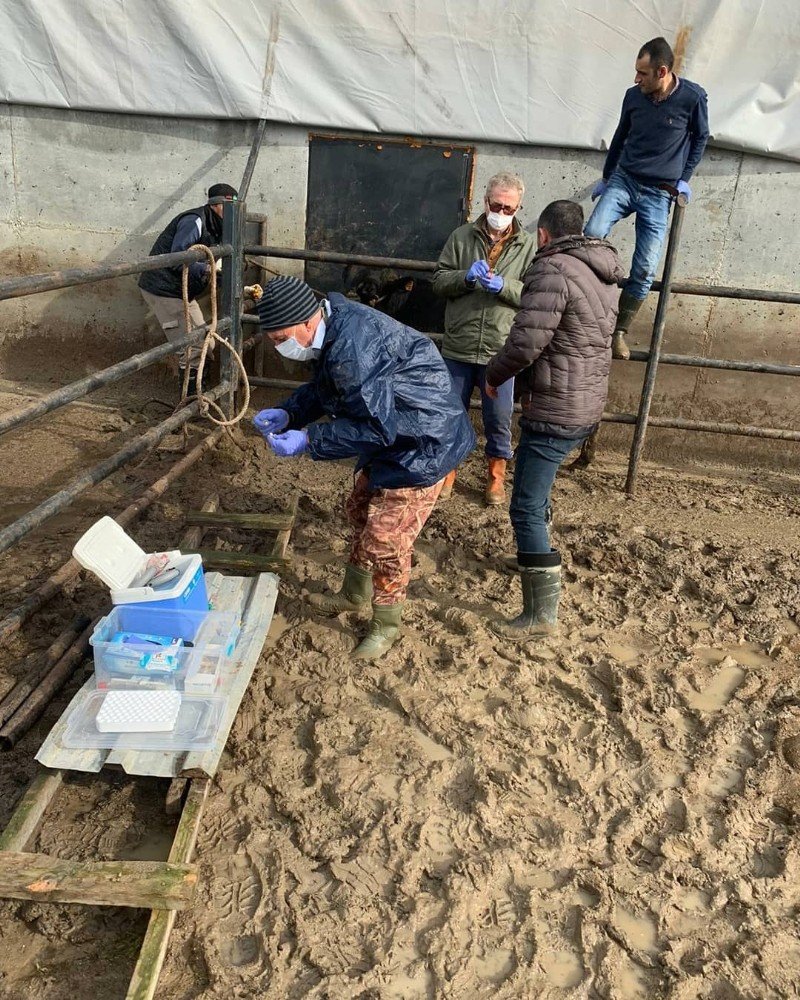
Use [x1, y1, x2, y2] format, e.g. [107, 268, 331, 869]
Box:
[62, 690, 223, 751]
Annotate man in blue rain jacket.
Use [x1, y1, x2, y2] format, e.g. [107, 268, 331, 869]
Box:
[253, 275, 475, 660]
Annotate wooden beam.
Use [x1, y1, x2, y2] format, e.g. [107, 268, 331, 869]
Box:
[0, 769, 63, 852]
[197, 550, 288, 573]
[126, 779, 209, 1000]
[0, 852, 197, 910]
[185, 510, 294, 531]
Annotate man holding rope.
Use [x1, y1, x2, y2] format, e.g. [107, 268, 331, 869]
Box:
[138, 183, 238, 397]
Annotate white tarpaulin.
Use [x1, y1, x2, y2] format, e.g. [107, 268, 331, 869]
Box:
[1, 0, 799, 161]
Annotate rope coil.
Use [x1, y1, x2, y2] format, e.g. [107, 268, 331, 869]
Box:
[181, 245, 251, 428]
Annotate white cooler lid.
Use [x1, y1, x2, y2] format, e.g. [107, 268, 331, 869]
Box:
[72, 516, 146, 590]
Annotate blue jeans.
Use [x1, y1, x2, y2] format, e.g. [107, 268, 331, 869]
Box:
[584, 168, 672, 300]
[444, 359, 514, 460]
[510, 427, 587, 554]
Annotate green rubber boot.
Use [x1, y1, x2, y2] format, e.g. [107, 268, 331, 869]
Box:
[490, 551, 561, 641]
[612, 290, 644, 360]
[352, 603, 403, 660]
[308, 563, 373, 615]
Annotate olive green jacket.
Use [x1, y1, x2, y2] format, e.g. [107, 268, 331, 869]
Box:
[432, 216, 538, 365]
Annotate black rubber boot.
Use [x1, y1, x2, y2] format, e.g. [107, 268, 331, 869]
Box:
[490, 550, 561, 640]
[612, 290, 644, 360]
[308, 563, 373, 615]
[353, 603, 403, 660]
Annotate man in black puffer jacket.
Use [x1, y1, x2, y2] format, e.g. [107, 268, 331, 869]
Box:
[486, 200, 623, 639]
[138, 183, 237, 395]
[253, 276, 476, 661]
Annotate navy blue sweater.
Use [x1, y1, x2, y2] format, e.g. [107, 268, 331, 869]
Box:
[603, 78, 709, 186]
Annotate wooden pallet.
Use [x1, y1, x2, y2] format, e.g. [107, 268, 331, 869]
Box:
[188, 497, 297, 574]
[0, 500, 296, 998]
[35, 572, 277, 777]
[0, 768, 209, 1000]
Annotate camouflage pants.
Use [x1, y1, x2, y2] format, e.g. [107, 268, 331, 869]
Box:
[346, 473, 444, 605]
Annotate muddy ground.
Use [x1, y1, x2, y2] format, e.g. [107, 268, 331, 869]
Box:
[0, 361, 799, 999]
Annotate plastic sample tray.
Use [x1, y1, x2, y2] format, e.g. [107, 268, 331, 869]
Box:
[62, 691, 224, 752]
[96, 690, 181, 733]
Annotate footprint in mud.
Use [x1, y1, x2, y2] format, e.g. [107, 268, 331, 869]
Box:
[208, 854, 265, 973]
[685, 656, 745, 713]
[203, 808, 249, 852]
[217, 933, 260, 968]
[216, 855, 262, 921]
[419, 813, 458, 876]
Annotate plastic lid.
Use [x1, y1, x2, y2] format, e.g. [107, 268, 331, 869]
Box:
[72, 516, 147, 590]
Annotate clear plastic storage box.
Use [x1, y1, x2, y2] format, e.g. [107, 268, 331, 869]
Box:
[90, 605, 240, 693]
[61, 690, 224, 751]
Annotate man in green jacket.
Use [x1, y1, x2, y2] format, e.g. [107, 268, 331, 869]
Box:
[433, 172, 537, 504]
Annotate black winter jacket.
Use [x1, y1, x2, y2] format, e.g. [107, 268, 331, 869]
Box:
[138, 205, 222, 300]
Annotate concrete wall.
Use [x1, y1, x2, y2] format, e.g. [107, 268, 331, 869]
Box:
[1, 103, 799, 468]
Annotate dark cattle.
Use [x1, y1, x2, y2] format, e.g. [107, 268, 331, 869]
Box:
[342, 267, 444, 333]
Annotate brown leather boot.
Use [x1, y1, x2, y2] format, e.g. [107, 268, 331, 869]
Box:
[612, 291, 643, 360]
[438, 469, 457, 500]
[485, 457, 507, 506]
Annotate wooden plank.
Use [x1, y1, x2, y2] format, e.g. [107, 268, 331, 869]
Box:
[185, 511, 294, 531]
[0, 852, 197, 910]
[182, 573, 278, 777]
[179, 494, 219, 552]
[126, 779, 209, 1000]
[0, 769, 63, 852]
[197, 550, 288, 573]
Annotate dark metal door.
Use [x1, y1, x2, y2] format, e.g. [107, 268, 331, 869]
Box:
[305, 134, 474, 332]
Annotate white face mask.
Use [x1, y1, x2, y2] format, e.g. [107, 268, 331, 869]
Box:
[275, 336, 315, 362]
[486, 210, 514, 231]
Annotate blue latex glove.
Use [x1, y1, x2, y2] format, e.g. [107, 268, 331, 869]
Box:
[253, 408, 289, 436]
[267, 429, 308, 457]
[591, 178, 608, 201]
[676, 180, 692, 203]
[479, 272, 504, 294]
[466, 260, 490, 284]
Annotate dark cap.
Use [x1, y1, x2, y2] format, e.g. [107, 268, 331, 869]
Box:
[207, 183, 238, 205]
[256, 276, 320, 331]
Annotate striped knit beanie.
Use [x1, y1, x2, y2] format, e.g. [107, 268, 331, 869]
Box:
[256, 276, 319, 331]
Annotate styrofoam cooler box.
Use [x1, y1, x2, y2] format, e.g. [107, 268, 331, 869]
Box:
[90, 605, 240, 691]
[72, 516, 209, 618]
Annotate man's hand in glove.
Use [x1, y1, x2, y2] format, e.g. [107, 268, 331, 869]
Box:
[253, 408, 289, 436]
[267, 429, 309, 457]
[479, 272, 504, 294]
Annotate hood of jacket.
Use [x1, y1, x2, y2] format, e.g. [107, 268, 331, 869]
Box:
[535, 234, 624, 286]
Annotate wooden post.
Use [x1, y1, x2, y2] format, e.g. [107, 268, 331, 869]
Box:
[127, 779, 209, 1000]
[0, 769, 63, 852]
[0, 620, 96, 750]
[0, 852, 197, 909]
[271, 493, 298, 560]
[0, 616, 90, 727]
